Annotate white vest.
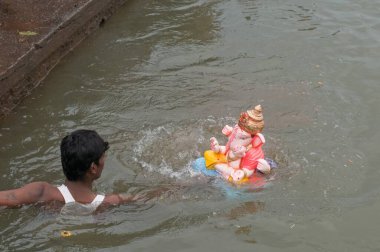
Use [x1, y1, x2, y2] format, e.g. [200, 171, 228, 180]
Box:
[57, 184, 105, 215]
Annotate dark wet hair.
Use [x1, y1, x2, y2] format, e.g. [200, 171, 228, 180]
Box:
[60, 129, 109, 181]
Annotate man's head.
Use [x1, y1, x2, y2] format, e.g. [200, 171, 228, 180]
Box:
[60, 129, 109, 181]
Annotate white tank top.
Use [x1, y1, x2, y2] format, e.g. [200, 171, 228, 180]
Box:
[57, 184, 105, 215]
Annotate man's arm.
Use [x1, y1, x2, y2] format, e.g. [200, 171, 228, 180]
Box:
[103, 186, 172, 206]
[103, 193, 140, 205]
[0, 182, 52, 207]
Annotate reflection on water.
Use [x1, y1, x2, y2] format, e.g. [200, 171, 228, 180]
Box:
[1, 0, 380, 250]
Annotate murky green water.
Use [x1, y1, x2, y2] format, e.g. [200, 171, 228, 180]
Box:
[1, 0, 380, 251]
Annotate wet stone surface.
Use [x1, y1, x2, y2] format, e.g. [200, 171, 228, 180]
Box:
[0, 0, 89, 74]
[0, 0, 127, 118]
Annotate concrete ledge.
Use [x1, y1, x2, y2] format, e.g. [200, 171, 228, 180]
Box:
[0, 0, 128, 118]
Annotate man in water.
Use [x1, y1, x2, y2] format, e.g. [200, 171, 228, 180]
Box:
[0, 129, 159, 212]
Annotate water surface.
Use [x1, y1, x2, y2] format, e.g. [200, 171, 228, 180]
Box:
[1, 0, 380, 251]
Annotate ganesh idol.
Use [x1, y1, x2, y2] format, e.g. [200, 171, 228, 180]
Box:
[204, 104, 271, 183]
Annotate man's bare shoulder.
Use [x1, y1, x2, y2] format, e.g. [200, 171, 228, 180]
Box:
[41, 182, 65, 202]
[0, 181, 64, 206]
[21, 182, 65, 203]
